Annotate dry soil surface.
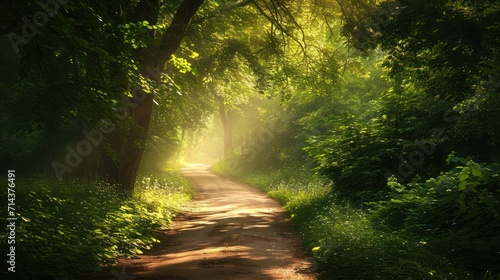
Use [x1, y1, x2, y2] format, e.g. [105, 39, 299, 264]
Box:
[88, 164, 316, 280]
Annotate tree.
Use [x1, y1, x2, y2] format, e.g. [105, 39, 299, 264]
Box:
[366, 0, 500, 161]
[99, 0, 206, 191]
[176, 2, 274, 158]
[0, 0, 206, 192]
[1, 0, 382, 191]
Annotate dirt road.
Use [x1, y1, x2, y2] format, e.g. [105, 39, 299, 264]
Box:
[89, 164, 316, 280]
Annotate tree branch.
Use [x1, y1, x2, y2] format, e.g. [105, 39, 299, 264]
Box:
[156, 0, 205, 70]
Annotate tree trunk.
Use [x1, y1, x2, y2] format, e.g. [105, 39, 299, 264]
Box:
[117, 94, 155, 192]
[99, 0, 205, 192]
[98, 129, 121, 184]
[216, 95, 234, 156]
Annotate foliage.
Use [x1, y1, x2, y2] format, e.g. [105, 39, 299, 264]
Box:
[0, 0, 143, 173]
[304, 113, 395, 198]
[1, 0, 500, 279]
[369, 155, 500, 273]
[215, 164, 482, 279]
[0, 170, 192, 280]
[367, 0, 500, 154]
[0, 0, 210, 187]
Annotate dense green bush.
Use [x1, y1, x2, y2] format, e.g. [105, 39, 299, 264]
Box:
[368, 154, 500, 273]
[218, 165, 481, 279]
[0, 171, 192, 280]
[304, 114, 399, 199]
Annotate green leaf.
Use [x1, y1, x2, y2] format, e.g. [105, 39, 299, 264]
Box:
[458, 173, 469, 181]
[472, 169, 482, 177]
[133, 248, 143, 254]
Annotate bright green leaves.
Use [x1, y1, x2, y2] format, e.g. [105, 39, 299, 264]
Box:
[113, 19, 169, 53]
[387, 176, 404, 193]
[311, 246, 321, 252]
[447, 152, 493, 192]
[117, 21, 151, 50]
[132, 248, 143, 254]
[9, 170, 192, 279]
[189, 51, 199, 59]
[472, 168, 482, 177]
[170, 54, 194, 74]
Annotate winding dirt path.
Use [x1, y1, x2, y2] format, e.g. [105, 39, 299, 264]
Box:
[89, 164, 316, 280]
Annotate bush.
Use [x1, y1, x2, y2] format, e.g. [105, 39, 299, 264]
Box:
[215, 164, 479, 279]
[368, 154, 500, 274]
[0, 170, 192, 280]
[304, 114, 401, 200]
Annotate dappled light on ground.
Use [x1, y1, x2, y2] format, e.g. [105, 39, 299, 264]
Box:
[88, 164, 315, 279]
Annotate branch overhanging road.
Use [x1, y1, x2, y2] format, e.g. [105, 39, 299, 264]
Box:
[89, 164, 316, 280]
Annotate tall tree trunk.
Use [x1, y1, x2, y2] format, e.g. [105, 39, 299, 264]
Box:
[215, 95, 234, 156]
[100, 0, 205, 192]
[223, 111, 234, 156]
[117, 94, 155, 191]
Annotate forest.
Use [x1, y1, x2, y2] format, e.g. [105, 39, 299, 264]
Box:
[1, 0, 499, 279]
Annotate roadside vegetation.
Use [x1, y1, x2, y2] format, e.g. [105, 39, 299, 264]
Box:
[0, 169, 192, 280]
[215, 159, 499, 280]
[207, 2, 500, 278]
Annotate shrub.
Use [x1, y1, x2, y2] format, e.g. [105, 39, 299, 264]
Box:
[0, 171, 192, 279]
[368, 154, 500, 274]
[215, 164, 477, 279]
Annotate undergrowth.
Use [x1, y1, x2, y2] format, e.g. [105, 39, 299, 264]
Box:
[0, 169, 192, 280]
[214, 160, 499, 280]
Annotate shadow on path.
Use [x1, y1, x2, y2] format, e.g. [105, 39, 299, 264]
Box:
[86, 164, 316, 280]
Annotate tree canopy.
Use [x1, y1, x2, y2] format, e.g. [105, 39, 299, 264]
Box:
[1, 0, 499, 278]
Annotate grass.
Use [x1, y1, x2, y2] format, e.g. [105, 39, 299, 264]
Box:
[0, 169, 192, 280]
[214, 164, 484, 280]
